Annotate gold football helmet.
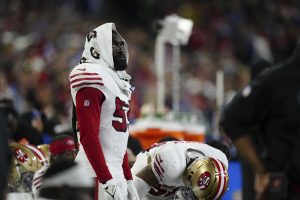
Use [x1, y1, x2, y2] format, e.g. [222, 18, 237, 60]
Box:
[8, 143, 47, 192]
[183, 157, 229, 200]
[37, 144, 50, 163]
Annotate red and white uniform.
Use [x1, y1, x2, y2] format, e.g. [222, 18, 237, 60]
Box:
[69, 23, 133, 199]
[6, 193, 33, 200]
[31, 164, 50, 198]
[131, 141, 228, 200]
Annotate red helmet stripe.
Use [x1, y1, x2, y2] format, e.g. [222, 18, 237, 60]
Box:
[26, 144, 48, 165]
[220, 162, 228, 195]
[210, 158, 221, 200]
[210, 158, 225, 200]
[216, 159, 227, 199]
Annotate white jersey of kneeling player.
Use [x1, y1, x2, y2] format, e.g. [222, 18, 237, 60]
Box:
[131, 141, 228, 200]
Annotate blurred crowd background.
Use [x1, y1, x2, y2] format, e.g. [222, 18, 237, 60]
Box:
[0, 0, 299, 144]
[1, 0, 300, 199]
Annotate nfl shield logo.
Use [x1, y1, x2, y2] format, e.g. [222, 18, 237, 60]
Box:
[84, 100, 90, 107]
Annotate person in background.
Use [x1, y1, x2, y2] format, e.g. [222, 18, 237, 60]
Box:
[14, 110, 43, 146]
[31, 134, 76, 198]
[69, 23, 138, 200]
[221, 57, 272, 200]
[38, 159, 94, 200]
[0, 99, 18, 140]
[127, 148, 136, 168]
[220, 40, 300, 199]
[128, 135, 143, 157]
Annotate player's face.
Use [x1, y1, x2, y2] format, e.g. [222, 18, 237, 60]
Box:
[112, 31, 127, 71]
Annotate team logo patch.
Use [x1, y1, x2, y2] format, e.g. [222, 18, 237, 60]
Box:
[87, 30, 97, 42]
[84, 99, 91, 107]
[14, 148, 29, 163]
[79, 57, 87, 64]
[198, 171, 211, 190]
[90, 47, 100, 59]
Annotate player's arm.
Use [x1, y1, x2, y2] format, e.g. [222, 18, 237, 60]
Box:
[76, 87, 113, 183]
[123, 151, 133, 180]
[136, 164, 159, 187]
[123, 151, 141, 200]
[219, 79, 269, 173]
[219, 79, 270, 198]
[133, 163, 158, 199]
[133, 144, 181, 199]
[132, 149, 165, 199]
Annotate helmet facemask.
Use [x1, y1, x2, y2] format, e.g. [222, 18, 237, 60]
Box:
[183, 157, 229, 200]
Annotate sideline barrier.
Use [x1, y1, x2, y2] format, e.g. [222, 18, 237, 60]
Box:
[130, 118, 206, 149]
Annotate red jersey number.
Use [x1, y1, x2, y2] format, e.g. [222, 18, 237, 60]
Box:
[112, 97, 129, 132]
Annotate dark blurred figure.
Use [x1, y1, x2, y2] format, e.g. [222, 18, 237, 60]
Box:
[243, 58, 272, 200]
[206, 140, 231, 161]
[127, 135, 143, 168]
[39, 159, 94, 200]
[14, 110, 43, 146]
[222, 58, 272, 200]
[0, 99, 18, 138]
[0, 108, 12, 200]
[220, 40, 300, 200]
[127, 135, 143, 156]
[0, 99, 17, 199]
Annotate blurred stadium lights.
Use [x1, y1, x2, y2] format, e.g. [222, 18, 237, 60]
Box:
[155, 14, 193, 113]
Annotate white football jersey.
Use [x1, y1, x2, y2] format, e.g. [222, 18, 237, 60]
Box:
[31, 164, 50, 198]
[69, 23, 133, 179]
[131, 141, 228, 200]
[70, 63, 132, 178]
[6, 193, 33, 200]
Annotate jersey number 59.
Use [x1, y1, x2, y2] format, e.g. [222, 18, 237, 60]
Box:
[112, 97, 129, 132]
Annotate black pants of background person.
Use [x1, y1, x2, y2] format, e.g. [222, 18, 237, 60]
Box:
[240, 156, 255, 200]
[239, 134, 262, 200]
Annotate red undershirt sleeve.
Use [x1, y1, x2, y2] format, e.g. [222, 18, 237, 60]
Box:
[75, 87, 112, 183]
[122, 151, 133, 180]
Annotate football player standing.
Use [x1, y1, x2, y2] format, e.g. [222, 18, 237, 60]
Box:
[69, 23, 138, 200]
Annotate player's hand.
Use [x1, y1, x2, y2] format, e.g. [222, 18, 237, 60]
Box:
[127, 180, 140, 200]
[255, 172, 270, 200]
[102, 179, 124, 200]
